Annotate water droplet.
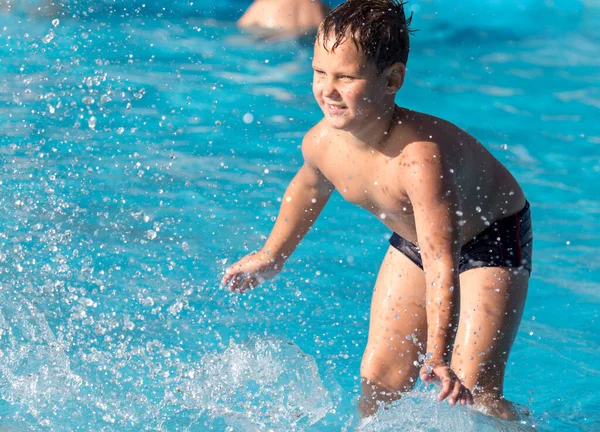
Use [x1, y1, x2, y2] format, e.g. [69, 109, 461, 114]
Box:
[42, 30, 55, 44]
[380, 213, 386, 219]
[168, 300, 184, 316]
[243, 113, 254, 124]
[501, 144, 508, 150]
[52, 18, 60, 27]
[146, 230, 157, 240]
[475, 206, 481, 213]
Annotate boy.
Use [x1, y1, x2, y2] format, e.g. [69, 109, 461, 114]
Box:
[222, 0, 532, 420]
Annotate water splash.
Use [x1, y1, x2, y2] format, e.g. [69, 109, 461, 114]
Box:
[358, 387, 534, 432]
[0, 288, 82, 426]
[175, 336, 333, 431]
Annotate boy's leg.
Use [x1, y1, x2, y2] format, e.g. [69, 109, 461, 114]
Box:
[359, 246, 427, 417]
[452, 267, 529, 420]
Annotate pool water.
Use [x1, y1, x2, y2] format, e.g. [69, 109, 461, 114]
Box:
[0, 1, 598, 430]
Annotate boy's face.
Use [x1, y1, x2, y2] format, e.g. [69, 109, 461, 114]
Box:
[312, 34, 390, 133]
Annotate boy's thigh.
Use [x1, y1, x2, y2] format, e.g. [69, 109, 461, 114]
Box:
[361, 246, 427, 387]
[452, 267, 529, 392]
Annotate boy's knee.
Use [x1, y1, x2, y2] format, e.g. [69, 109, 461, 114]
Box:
[359, 377, 399, 418]
[360, 356, 417, 394]
[359, 371, 412, 418]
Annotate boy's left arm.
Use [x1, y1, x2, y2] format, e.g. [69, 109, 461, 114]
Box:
[401, 141, 472, 406]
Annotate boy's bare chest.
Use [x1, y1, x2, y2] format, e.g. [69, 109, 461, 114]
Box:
[319, 150, 414, 218]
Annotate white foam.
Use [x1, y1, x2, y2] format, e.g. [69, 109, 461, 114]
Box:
[358, 386, 534, 432]
[0, 289, 82, 424]
[175, 336, 333, 430]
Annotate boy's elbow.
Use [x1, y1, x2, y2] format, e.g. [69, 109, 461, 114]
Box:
[308, 179, 334, 202]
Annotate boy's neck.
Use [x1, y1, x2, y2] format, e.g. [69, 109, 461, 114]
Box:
[348, 104, 400, 150]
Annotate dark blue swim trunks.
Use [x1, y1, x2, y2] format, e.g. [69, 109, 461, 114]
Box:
[389, 202, 533, 274]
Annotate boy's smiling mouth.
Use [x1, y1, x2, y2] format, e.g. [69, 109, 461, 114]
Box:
[326, 103, 347, 116]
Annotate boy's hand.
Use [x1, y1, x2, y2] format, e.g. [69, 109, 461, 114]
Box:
[220, 250, 282, 293]
[420, 362, 474, 407]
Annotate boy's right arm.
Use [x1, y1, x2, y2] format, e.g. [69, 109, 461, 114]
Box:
[221, 131, 334, 292]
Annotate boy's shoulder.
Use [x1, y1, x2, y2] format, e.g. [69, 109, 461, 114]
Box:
[392, 109, 472, 159]
[301, 119, 331, 163]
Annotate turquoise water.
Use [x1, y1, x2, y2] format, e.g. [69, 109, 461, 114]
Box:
[0, 1, 599, 430]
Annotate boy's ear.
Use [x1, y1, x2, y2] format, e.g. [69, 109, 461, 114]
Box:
[385, 62, 406, 95]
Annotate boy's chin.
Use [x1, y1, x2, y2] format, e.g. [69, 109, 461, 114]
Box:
[324, 115, 356, 131]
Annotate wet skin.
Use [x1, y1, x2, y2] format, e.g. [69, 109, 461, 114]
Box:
[223, 34, 529, 418]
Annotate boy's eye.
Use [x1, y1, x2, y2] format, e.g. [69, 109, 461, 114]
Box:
[341, 75, 354, 80]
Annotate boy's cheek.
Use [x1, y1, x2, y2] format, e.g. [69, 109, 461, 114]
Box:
[311, 84, 321, 100]
[312, 90, 324, 106]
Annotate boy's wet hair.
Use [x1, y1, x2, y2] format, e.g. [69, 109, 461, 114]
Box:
[318, 0, 414, 73]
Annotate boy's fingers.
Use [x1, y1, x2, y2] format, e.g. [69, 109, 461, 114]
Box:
[227, 279, 238, 292]
[438, 376, 452, 401]
[228, 274, 244, 292]
[236, 279, 249, 292]
[422, 366, 471, 407]
[221, 272, 232, 286]
[463, 389, 471, 406]
[238, 277, 256, 293]
[221, 266, 236, 285]
[449, 380, 461, 405]
[419, 367, 433, 382]
[459, 387, 473, 406]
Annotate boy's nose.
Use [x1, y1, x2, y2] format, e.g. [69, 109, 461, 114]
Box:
[323, 79, 339, 99]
